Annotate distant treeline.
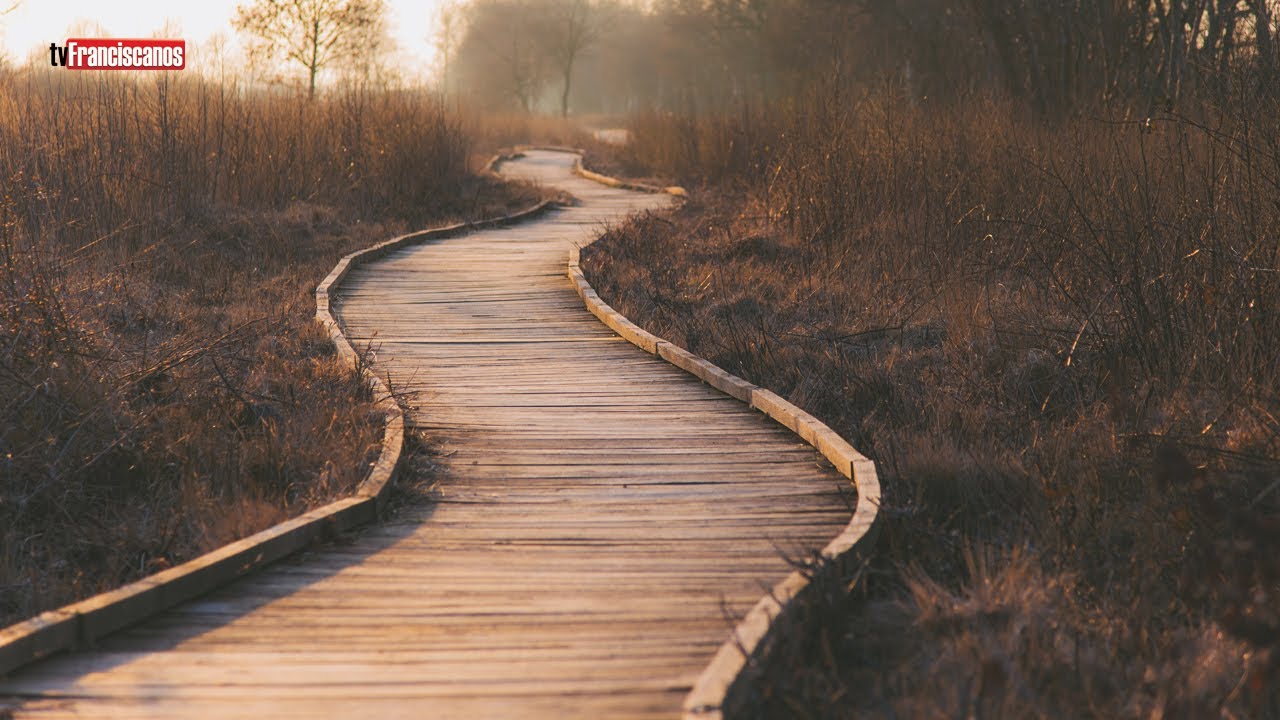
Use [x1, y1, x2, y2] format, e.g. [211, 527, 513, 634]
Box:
[445, 0, 1279, 114]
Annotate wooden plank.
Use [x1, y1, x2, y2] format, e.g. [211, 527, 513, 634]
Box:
[0, 147, 864, 720]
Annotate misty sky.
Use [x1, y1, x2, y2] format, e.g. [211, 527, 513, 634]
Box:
[0, 0, 447, 80]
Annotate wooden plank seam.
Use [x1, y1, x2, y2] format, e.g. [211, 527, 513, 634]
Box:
[565, 158, 882, 720]
[0, 165, 554, 678]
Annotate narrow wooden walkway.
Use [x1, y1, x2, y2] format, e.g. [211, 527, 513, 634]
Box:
[0, 150, 852, 718]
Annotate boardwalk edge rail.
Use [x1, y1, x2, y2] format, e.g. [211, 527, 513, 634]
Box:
[507, 144, 689, 197]
[0, 155, 553, 677]
[565, 155, 881, 720]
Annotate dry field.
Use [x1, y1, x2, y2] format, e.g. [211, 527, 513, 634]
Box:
[0, 66, 540, 627]
[583, 90, 1280, 717]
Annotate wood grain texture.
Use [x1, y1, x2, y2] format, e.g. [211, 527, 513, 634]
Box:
[0, 150, 852, 719]
[0, 185, 552, 682]
[559, 165, 880, 719]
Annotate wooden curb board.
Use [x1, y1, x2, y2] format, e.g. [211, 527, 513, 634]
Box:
[0, 159, 552, 678]
[564, 158, 881, 720]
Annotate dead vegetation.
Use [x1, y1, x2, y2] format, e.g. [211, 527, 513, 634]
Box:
[0, 65, 540, 627]
[583, 87, 1280, 716]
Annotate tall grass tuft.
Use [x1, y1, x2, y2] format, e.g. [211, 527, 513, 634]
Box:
[0, 64, 539, 626]
[583, 88, 1280, 715]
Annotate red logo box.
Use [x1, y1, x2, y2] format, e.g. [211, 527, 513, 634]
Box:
[65, 39, 185, 70]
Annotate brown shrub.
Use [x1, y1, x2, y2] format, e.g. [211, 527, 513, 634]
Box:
[583, 91, 1280, 716]
[0, 66, 541, 626]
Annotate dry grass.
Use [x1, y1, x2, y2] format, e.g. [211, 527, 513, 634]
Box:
[0, 65, 541, 627]
[466, 110, 595, 150]
[583, 89, 1280, 716]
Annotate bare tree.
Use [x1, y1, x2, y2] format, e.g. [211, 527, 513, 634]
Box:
[435, 1, 464, 97]
[534, 0, 605, 116]
[454, 0, 549, 111]
[234, 0, 386, 99]
[1244, 0, 1278, 92]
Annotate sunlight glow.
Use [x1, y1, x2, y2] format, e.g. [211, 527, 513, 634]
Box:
[0, 0, 446, 83]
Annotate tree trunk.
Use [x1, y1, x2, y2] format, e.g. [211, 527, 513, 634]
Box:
[309, 17, 320, 99]
[1248, 0, 1277, 93]
[561, 64, 572, 117]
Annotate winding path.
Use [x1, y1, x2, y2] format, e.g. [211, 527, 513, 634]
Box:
[0, 150, 852, 719]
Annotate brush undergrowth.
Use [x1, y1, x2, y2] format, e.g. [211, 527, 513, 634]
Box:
[0, 66, 541, 627]
[583, 89, 1280, 716]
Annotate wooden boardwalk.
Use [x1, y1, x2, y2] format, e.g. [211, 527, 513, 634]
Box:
[0, 150, 852, 719]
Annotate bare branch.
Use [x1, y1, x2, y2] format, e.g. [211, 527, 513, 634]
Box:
[234, 0, 385, 98]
